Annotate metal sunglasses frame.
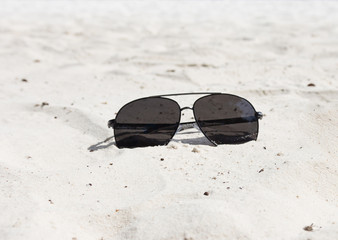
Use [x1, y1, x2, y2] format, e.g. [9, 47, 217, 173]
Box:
[108, 92, 263, 146]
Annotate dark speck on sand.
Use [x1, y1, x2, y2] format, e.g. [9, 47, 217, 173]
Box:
[303, 223, 314, 231]
[34, 102, 49, 108]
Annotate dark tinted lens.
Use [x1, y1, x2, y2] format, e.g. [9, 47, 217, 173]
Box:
[114, 97, 180, 148]
[194, 94, 258, 145]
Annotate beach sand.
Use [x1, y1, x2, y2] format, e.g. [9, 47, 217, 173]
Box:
[0, 1, 337, 239]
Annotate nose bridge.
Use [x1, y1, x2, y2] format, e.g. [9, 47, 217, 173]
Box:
[180, 106, 193, 111]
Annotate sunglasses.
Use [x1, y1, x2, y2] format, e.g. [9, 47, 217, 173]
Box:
[108, 92, 263, 148]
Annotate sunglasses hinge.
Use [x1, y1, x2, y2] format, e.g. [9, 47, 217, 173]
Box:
[108, 119, 115, 128]
[256, 112, 263, 120]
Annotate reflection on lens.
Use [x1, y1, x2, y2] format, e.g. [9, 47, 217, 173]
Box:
[114, 97, 180, 148]
[194, 94, 258, 145]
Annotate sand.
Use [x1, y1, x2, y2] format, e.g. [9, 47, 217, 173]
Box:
[0, 1, 337, 239]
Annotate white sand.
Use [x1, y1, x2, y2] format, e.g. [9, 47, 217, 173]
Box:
[0, 1, 337, 239]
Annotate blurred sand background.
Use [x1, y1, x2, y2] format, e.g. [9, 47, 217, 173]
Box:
[0, 1, 337, 239]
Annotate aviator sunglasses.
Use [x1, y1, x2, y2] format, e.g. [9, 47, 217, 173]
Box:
[108, 92, 263, 148]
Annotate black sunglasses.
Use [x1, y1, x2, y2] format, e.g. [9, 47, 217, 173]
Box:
[108, 92, 263, 148]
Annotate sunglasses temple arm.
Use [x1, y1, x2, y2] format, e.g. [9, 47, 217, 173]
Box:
[177, 113, 263, 133]
[108, 112, 263, 129]
[108, 119, 198, 131]
[108, 119, 115, 128]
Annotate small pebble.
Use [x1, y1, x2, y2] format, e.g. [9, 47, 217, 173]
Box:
[303, 224, 314, 231]
[41, 102, 49, 108]
[203, 192, 209, 196]
[192, 147, 199, 153]
[167, 144, 177, 149]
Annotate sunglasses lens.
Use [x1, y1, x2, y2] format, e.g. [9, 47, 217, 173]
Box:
[114, 97, 180, 148]
[194, 94, 258, 145]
